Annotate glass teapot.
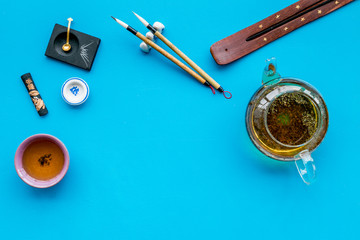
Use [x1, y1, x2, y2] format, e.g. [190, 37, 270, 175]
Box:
[245, 58, 329, 185]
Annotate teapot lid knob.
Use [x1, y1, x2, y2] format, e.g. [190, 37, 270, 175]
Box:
[262, 57, 281, 85]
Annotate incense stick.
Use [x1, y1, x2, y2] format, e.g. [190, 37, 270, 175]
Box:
[111, 16, 211, 89]
[133, 12, 227, 94]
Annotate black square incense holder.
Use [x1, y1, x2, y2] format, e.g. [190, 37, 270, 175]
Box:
[45, 24, 101, 71]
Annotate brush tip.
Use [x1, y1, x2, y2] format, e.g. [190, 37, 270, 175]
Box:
[132, 11, 139, 18]
[132, 12, 148, 26]
[132, 11, 139, 17]
[111, 16, 129, 29]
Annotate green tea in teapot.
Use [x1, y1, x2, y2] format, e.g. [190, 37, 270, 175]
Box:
[266, 92, 317, 146]
[246, 58, 329, 184]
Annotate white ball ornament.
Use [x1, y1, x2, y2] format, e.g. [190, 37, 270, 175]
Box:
[146, 32, 155, 41]
[140, 41, 151, 53]
[153, 22, 165, 33]
[139, 21, 165, 53]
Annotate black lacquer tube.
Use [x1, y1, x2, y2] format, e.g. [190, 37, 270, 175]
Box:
[21, 73, 48, 116]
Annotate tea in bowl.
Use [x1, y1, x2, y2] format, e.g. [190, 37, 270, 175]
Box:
[15, 134, 70, 188]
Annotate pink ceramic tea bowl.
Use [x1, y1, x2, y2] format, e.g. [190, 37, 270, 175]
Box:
[14, 134, 70, 188]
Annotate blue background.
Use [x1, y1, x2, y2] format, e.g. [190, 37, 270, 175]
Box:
[1, 0, 359, 239]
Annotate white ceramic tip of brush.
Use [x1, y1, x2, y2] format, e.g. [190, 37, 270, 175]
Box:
[140, 41, 151, 53]
[153, 22, 165, 33]
[146, 32, 155, 41]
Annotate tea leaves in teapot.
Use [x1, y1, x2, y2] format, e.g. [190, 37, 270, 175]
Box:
[266, 92, 317, 146]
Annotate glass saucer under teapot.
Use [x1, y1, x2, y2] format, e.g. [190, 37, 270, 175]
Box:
[245, 58, 329, 185]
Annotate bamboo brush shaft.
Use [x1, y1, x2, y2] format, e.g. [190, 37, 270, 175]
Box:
[136, 33, 207, 85]
[154, 31, 221, 90]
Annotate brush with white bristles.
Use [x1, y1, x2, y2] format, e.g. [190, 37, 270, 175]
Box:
[132, 12, 231, 98]
[111, 16, 211, 88]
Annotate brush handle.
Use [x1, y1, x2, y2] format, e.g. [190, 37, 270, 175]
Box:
[136, 32, 207, 85]
[155, 32, 221, 90]
[21, 73, 48, 116]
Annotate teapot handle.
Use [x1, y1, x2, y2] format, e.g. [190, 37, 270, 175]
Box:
[295, 150, 316, 185]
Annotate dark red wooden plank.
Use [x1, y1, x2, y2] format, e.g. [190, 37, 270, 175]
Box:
[210, 0, 354, 65]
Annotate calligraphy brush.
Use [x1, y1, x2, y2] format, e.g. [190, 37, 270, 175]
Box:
[132, 12, 231, 98]
[111, 16, 214, 91]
